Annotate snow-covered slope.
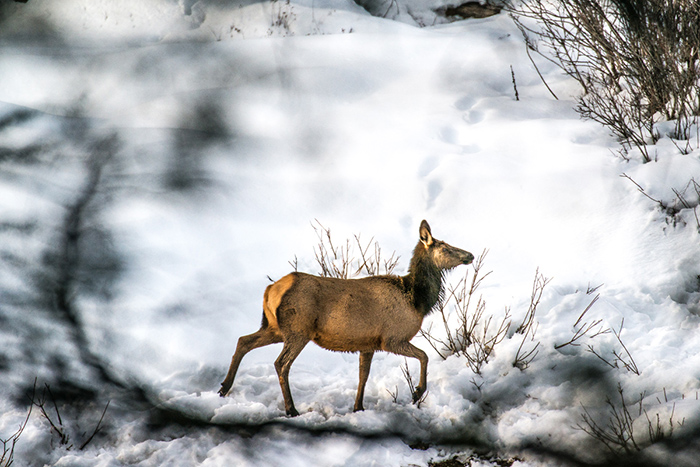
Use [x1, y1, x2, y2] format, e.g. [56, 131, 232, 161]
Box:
[1, 1, 699, 466]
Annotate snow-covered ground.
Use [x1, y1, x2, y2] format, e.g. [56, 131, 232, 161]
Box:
[1, 1, 700, 466]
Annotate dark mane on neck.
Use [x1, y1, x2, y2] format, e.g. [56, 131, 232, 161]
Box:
[404, 242, 445, 316]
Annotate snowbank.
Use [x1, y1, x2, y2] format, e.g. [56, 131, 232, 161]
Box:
[1, 0, 699, 466]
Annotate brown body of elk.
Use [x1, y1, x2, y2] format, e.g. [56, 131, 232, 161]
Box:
[219, 220, 474, 416]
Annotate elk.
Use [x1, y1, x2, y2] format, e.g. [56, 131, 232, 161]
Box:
[218, 220, 474, 416]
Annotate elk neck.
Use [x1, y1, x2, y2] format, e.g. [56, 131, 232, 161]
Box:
[403, 242, 445, 316]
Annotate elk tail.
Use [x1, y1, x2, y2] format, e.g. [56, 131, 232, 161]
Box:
[262, 273, 296, 331]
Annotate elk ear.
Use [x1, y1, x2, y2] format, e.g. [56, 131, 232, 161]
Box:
[419, 220, 433, 247]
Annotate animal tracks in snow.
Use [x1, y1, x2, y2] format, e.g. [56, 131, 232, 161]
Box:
[426, 179, 443, 210]
[436, 122, 482, 155]
[455, 95, 484, 124]
[420, 95, 489, 209]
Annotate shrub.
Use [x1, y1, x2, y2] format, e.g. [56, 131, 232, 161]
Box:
[420, 250, 512, 374]
[511, 0, 700, 162]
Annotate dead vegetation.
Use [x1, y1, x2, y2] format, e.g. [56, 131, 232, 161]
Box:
[420, 252, 550, 373]
[310, 219, 400, 279]
[577, 383, 685, 455]
[420, 250, 511, 374]
[511, 0, 700, 162]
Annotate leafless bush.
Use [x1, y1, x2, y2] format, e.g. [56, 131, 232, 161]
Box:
[587, 318, 640, 375]
[311, 219, 400, 279]
[621, 173, 700, 231]
[420, 255, 549, 373]
[511, 0, 700, 162]
[554, 293, 610, 349]
[268, 0, 296, 36]
[512, 268, 550, 370]
[1, 403, 32, 467]
[30, 383, 110, 451]
[0, 379, 111, 462]
[420, 250, 512, 374]
[644, 405, 679, 444]
[578, 383, 642, 454]
[577, 383, 683, 454]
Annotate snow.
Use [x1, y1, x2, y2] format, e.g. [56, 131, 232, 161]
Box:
[1, 0, 700, 466]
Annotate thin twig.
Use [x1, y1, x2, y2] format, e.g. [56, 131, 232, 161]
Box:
[555, 294, 610, 349]
[79, 401, 110, 450]
[510, 65, 520, 101]
[620, 173, 665, 208]
[612, 318, 640, 375]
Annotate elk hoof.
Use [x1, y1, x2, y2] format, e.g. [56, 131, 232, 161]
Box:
[286, 406, 300, 417]
[218, 384, 230, 397]
[412, 387, 426, 404]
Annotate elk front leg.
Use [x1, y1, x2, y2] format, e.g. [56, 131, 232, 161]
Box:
[354, 351, 373, 412]
[219, 326, 282, 397]
[383, 341, 429, 404]
[274, 335, 309, 417]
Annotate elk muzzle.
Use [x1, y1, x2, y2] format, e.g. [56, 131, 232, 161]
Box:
[462, 250, 475, 265]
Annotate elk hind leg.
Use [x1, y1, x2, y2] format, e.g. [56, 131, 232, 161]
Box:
[354, 351, 373, 412]
[219, 326, 282, 397]
[274, 335, 309, 417]
[383, 340, 429, 404]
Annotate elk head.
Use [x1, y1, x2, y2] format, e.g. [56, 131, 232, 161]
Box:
[419, 220, 474, 270]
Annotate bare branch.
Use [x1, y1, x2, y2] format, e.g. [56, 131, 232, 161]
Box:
[310, 220, 399, 279]
[612, 318, 640, 375]
[511, 0, 700, 161]
[420, 250, 511, 374]
[555, 294, 610, 350]
[0, 381, 35, 467]
[79, 401, 110, 451]
[513, 268, 549, 369]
